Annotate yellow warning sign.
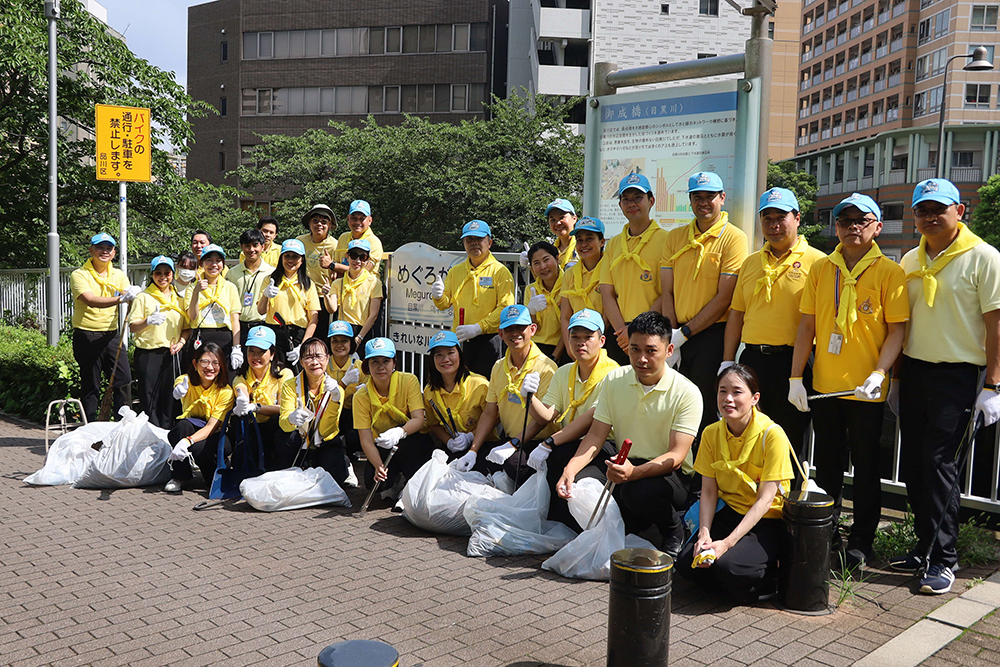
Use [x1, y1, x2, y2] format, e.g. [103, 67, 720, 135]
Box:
[95, 104, 152, 182]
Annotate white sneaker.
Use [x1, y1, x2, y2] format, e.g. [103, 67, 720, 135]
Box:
[343, 464, 359, 488]
[164, 479, 182, 493]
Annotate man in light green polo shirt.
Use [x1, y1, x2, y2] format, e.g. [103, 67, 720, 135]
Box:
[227, 228, 274, 348]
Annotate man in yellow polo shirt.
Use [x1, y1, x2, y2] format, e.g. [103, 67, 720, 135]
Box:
[893, 179, 1000, 594]
[601, 173, 669, 366]
[556, 310, 702, 556]
[662, 171, 748, 437]
[70, 233, 141, 421]
[789, 192, 908, 572]
[722, 188, 826, 460]
[431, 220, 515, 377]
[296, 203, 339, 337]
[228, 228, 274, 348]
[332, 200, 384, 276]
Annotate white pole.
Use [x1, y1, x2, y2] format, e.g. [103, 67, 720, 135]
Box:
[119, 181, 127, 329]
[45, 1, 61, 346]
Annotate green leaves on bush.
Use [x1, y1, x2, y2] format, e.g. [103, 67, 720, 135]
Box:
[0, 326, 80, 423]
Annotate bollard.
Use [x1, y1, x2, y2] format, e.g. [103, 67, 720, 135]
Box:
[607, 548, 673, 666]
[778, 490, 835, 615]
[318, 640, 399, 667]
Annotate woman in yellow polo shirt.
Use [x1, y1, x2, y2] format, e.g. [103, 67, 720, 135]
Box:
[678, 364, 793, 602]
[232, 326, 294, 471]
[130, 255, 188, 428]
[525, 241, 566, 363]
[423, 330, 492, 459]
[559, 217, 607, 359]
[327, 239, 383, 349]
[327, 320, 367, 486]
[183, 244, 242, 370]
[258, 239, 320, 366]
[164, 342, 236, 493]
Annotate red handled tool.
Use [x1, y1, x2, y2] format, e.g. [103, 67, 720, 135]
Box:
[585, 439, 633, 530]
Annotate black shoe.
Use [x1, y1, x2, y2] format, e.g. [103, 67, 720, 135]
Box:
[843, 548, 866, 573]
[660, 532, 685, 558]
[889, 550, 925, 573]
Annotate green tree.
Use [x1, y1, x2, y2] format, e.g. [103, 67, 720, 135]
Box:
[235, 95, 585, 252]
[972, 174, 1000, 249]
[766, 160, 824, 244]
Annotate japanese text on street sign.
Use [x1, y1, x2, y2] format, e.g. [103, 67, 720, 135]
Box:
[95, 104, 152, 182]
[388, 242, 462, 328]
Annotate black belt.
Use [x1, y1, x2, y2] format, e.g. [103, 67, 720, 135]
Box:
[744, 343, 794, 355]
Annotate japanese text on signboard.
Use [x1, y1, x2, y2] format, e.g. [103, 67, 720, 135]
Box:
[95, 104, 152, 183]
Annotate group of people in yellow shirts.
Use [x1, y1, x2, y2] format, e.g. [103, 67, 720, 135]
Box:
[71, 171, 1000, 600]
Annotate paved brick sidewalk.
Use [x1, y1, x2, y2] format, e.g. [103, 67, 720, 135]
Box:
[0, 415, 996, 666]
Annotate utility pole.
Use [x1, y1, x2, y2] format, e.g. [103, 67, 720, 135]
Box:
[45, 0, 62, 346]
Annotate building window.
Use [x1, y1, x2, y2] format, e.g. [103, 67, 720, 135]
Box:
[241, 25, 484, 60]
[971, 5, 999, 30]
[454, 24, 470, 51]
[240, 84, 486, 116]
[953, 151, 977, 167]
[918, 9, 951, 44]
[697, 53, 717, 59]
[451, 84, 468, 111]
[768, 20, 775, 39]
[699, 0, 719, 16]
[220, 96, 227, 116]
[219, 152, 226, 172]
[660, 4, 670, 14]
[220, 41, 228, 62]
[916, 47, 948, 80]
[965, 83, 991, 107]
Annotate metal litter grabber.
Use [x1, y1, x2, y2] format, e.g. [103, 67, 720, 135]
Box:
[512, 391, 534, 490]
[358, 447, 398, 516]
[585, 439, 633, 531]
[428, 399, 457, 439]
[807, 390, 856, 400]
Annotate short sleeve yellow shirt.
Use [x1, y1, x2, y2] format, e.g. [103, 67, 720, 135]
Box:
[130, 286, 187, 350]
[297, 232, 338, 286]
[542, 353, 619, 429]
[327, 357, 367, 410]
[423, 373, 490, 434]
[234, 367, 294, 423]
[353, 372, 423, 439]
[70, 261, 130, 331]
[175, 377, 236, 422]
[182, 280, 241, 330]
[561, 257, 605, 315]
[333, 271, 383, 326]
[278, 373, 343, 441]
[599, 222, 668, 323]
[485, 343, 558, 440]
[226, 262, 274, 323]
[524, 274, 563, 347]
[264, 277, 320, 329]
[432, 253, 515, 333]
[334, 228, 385, 266]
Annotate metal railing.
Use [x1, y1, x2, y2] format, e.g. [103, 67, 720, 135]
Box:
[952, 166, 984, 182]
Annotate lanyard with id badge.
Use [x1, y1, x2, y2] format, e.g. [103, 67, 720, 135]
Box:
[829, 265, 873, 355]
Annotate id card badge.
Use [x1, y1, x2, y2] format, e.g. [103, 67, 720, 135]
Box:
[243, 292, 253, 307]
[828, 332, 843, 355]
[479, 276, 493, 287]
[507, 392, 521, 405]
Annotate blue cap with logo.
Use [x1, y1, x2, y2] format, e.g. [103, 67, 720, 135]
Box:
[427, 330, 460, 351]
[500, 304, 532, 329]
[349, 200, 372, 217]
[461, 219, 491, 239]
[758, 187, 800, 213]
[618, 173, 652, 196]
[90, 232, 117, 247]
[328, 320, 354, 339]
[245, 325, 277, 350]
[201, 243, 226, 260]
[912, 178, 961, 208]
[571, 216, 606, 237]
[150, 255, 175, 272]
[545, 198, 576, 216]
[688, 171, 725, 193]
[347, 238, 371, 254]
[281, 238, 306, 256]
[833, 192, 882, 220]
[568, 308, 604, 333]
[364, 337, 396, 359]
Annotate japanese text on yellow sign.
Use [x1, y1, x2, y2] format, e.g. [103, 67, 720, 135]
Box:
[95, 104, 151, 182]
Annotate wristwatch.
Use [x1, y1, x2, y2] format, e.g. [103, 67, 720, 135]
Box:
[681, 325, 692, 339]
[543, 436, 556, 449]
[985, 383, 999, 391]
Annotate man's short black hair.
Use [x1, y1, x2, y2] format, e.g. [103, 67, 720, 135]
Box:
[627, 310, 673, 341]
[257, 216, 278, 230]
[192, 229, 212, 243]
[240, 229, 266, 246]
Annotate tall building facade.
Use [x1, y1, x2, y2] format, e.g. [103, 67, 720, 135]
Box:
[187, 0, 509, 193]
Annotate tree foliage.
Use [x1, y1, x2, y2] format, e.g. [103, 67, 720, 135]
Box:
[972, 174, 1000, 249]
[235, 95, 586, 252]
[766, 160, 825, 245]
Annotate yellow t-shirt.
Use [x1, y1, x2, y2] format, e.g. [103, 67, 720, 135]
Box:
[130, 285, 187, 350]
[524, 273, 564, 347]
[901, 242, 1000, 366]
[661, 214, 748, 324]
[296, 232, 338, 286]
[234, 367, 294, 423]
[239, 243, 281, 268]
[694, 411, 793, 519]
[542, 352, 619, 429]
[264, 276, 320, 329]
[226, 261, 274, 323]
[333, 228, 385, 266]
[175, 377, 236, 422]
[423, 373, 490, 434]
[432, 253, 515, 333]
[353, 372, 423, 439]
[800, 249, 909, 397]
[557, 235, 578, 268]
[561, 257, 605, 315]
[731, 237, 827, 346]
[182, 280, 241, 330]
[327, 356, 367, 410]
[599, 222, 668, 323]
[333, 271, 383, 326]
[485, 343, 558, 441]
[278, 373, 343, 441]
[70, 260, 130, 331]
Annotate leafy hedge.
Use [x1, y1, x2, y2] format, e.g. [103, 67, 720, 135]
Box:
[0, 325, 80, 423]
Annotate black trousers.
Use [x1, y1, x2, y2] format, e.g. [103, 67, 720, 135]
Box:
[73, 328, 131, 422]
[463, 333, 503, 378]
[738, 345, 813, 464]
[678, 504, 783, 602]
[811, 397, 884, 555]
[899, 356, 984, 569]
[363, 433, 437, 490]
[535, 343, 569, 366]
[678, 322, 726, 439]
[133, 347, 177, 429]
[606, 330, 630, 366]
[265, 323, 305, 368]
[281, 430, 351, 485]
[544, 439, 615, 531]
[167, 418, 227, 483]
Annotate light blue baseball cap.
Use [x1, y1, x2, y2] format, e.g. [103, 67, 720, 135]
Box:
[912, 178, 961, 208]
[568, 308, 604, 333]
[349, 200, 372, 217]
[201, 243, 226, 260]
[364, 337, 396, 359]
[500, 304, 532, 329]
[545, 198, 576, 216]
[150, 255, 175, 272]
[245, 325, 276, 350]
[427, 330, 460, 351]
[618, 173, 652, 196]
[461, 220, 491, 238]
[347, 238, 372, 254]
[758, 187, 800, 214]
[571, 216, 606, 237]
[688, 171, 725, 193]
[328, 320, 354, 338]
[281, 238, 306, 256]
[90, 232, 116, 247]
[833, 193, 882, 220]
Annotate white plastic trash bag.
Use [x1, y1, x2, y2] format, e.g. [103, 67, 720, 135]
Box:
[240, 467, 351, 511]
[464, 463, 577, 557]
[73, 408, 172, 489]
[541, 477, 655, 581]
[490, 470, 516, 496]
[24, 422, 117, 486]
[401, 450, 507, 535]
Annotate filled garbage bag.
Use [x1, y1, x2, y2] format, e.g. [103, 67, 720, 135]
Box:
[240, 467, 351, 512]
[464, 462, 577, 557]
[73, 408, 172, 489]
[542, 478, 656, 581]
[401, 450, 507, 535]
[24, 422, 117, 486]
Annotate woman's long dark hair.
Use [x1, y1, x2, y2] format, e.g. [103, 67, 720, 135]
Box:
[187, 342, 230, 389]
[269, 252, 312, 293]
[716, 363, 760, 395]
[426, 345, 471, 391]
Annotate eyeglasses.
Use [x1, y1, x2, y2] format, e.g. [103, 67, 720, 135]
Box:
[835, 216, 878, 230]
[913, 203, 953, 218]
[620, 194, 649, 205]
[197, 359, 220, 368]
[348, 253, 369, 262]
[301, 353, 328, 362]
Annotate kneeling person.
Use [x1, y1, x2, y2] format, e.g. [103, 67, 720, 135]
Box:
[423, 330, 492, 458]
[233, 326, 293, 471]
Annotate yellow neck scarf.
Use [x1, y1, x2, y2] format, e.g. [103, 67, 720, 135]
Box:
[143, 283, 185, 318]
[557, 235, 577, 266]
[827, 242, 882, 335]
[369, 372, 410, 426]
[197, 280, 231, 320]
[754, 236, 806, 303]
[428, 377, 469, 428]
[668, 213, 729, 277]
[455, 253, 499, 307]
[279, 275, 306, 305]
[906, 223, 983, 307]
[82, 259, 118, 296]
[561, 258, 602, 303]
[341, 270, 369, 310]
[710, 409, 780, 493]
[531, 270, 564, 311]
[610, 222, 659, 274]
[503, 343, 542, 400]
[557, 350, 614, 423]
[180, 383, 216, 419]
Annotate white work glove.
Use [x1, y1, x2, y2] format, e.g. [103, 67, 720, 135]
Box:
[975, 388, 1000, 427]
[887, 379, 900, 417]
[233, 393, 258, 417]
[146, 305, 167, 326]
[527, 443, 551, 471]
[486, 441, 517, 465]
[430, 276, 445, 300]
[671, 328, 688, 351]
[263, 279, 279, 298]
[172, 375, 190, 399]
[342, 367, 361, 385]
[119, 285, 141, 303]
[168, 438, 192, 462]
[718, 360, 735, 376]
[230, 345, 244, 370]
[451, 450, 477, 472]
[446, 431, 475, 453]
[788, 377, 810, 413]
[287, 345, 301, 365]
[527, 287, 548, 315]
[455, 323, 482, 343]
[854, 371, 885, 401]
[521, 371, 540, 399]
[288, 406, 313, 427]
[519, 241, 530, 268]
[323, 376, 342, 402]
[375, 426, 407, 450]
[666, 346, 682, 370]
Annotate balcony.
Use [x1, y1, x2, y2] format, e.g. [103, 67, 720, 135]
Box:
[815, 43, 825, 56]
[813, 74, 823, 86]
[893, 2, 906, 17]
[812, 103, 821, 114]
[827, 8, 837, 20]
[849, 57, 860, 68]
[845, 120, 857, 132]
[804, 21, 815, 34]
[952, 166, 983, 182]
[888, 169, 906, 183]
[801, 80, 810, 91]
[811, 131, 819, 143]
[878, 10, 890, 24]
[853, 0, 865, 5]
[822, 128, 832, 139]
[874, 79, 887, 92]
[536, 63, 588, 96]
[800, 108, 810, 118]
[838, 33, 848, 45]
[802, 51, 812, 63]
[823, 98, 833, 110]
[861, 176, 873, 188]
[888, 72, 901, 87]
[835, 93, 844, 105]
[825, 69, 835, 80]
[861, 52, 873, 65]
[883, 219, 903, 234]
[872, 111, 885, 125]
[817, 14, 826, 26]
[532, 0, 591, 40]
[890, 38, 903, 52]
[864, 18, 874, 31]
[798, 136, 810, 146]
[819, 183, 830, 195]
[858, 117, 870, 129]
[845, 179, 858, 191]
[876, 45, 888, 59]
[917, 167, 936, 180]
[847, 90, 858, 101]
[859, 83, 871, 96]
[851, 25, 862, 38]
[840, 1, 849, 12]
[886, 107, 899, 120]
[836, 63, 846, 75]
[833, 126, 844, 136]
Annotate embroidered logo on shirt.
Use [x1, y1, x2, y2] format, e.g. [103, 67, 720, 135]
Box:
[640, 270, 653, 282]
[858, 297, 874, 315]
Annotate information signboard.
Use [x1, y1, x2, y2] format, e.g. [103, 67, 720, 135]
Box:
[95, 104, 152, 182]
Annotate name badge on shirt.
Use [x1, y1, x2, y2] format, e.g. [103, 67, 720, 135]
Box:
[479, 276, 493, 287]
[243, 292, 253, 307]
[828, 332, 843, 355]
[507, 392, 521, 405]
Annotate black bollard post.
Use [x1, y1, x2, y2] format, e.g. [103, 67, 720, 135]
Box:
[318, 639, 399, 667]
[777, 490, 835, 615]
[607, 548, 673, 667]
